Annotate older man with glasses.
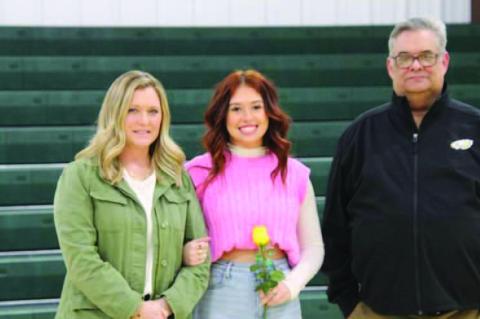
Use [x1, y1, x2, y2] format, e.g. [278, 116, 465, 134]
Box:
[322, 17, 480, 319]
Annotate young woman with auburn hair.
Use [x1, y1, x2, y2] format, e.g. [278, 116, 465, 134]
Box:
[183, 69, 324, 318]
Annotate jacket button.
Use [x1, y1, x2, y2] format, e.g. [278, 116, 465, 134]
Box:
[161, 222, 168, 229]
[161, 259, 168, 267]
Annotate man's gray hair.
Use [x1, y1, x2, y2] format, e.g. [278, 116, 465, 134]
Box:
[388, 17, 447, 56]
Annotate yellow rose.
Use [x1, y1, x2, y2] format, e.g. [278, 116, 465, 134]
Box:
[252, 225, 270, 246]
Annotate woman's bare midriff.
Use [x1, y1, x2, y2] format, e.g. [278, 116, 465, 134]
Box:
[220, 245, 286, 263]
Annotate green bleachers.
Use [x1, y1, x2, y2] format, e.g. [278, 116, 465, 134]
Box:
[0, 159, 330, 206]
[0, 26, 393, 56]
[0, 198, 329, 309]
[0, 198, 325, 252]
[0, 127, 95, 164]
[1, 24, 478, 318]
[0, 251, 64, 301]
[0, 206, 58, 251]
[0, 25, 478, 56]
[0, 164, 64, 206]
[0, 53, 477, 90]
[0, 122, 348, 164]
[0, 54, 392, 90]
[0, 300, 59, 319]
[1, 84, 479, 127]
[0, 87, 381, 126]
[0, 251, 327, 301]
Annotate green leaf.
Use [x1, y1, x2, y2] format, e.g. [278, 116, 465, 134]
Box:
[256, 282, 270, 293]
[265, 280, 277, 289]
[250, 264, 260, 272]
[270, 270, 285, 282]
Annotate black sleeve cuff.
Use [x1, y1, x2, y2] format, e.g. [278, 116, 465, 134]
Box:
[337, 294, 360, 318]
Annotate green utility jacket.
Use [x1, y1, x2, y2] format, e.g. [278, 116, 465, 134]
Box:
[53, 158, 209, 319]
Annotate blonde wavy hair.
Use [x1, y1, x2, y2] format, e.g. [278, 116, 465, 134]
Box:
[76, 70, 186, 186]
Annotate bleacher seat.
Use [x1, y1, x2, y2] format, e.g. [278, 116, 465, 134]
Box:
[0, 299, 59, 319]
[0, 251, 64, 301]
[0, 164, 64, 206]
[0, 52, 478, 91]
[0, 25, 478, 57]
[0, 206, 57, 251]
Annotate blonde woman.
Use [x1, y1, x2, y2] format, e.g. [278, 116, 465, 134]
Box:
[53, 70, 209, 319]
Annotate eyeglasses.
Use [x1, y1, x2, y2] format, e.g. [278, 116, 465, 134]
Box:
[390, 51, 440, 69]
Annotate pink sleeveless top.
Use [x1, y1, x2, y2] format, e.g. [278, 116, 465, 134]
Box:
[185, 152, 310, 266]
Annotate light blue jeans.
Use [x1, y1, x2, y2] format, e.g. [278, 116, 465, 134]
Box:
[193, 258, 302, 319]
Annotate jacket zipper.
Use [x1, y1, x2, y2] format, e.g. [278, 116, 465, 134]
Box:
[412, 132, 423, 315]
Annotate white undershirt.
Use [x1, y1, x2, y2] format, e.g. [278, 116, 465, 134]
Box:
[229, 145, 325, 299]
[123, 169, 156, 297]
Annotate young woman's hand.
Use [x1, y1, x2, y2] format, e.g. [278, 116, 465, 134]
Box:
[182, 236, 210, 266]
[259, 281, 291, 307]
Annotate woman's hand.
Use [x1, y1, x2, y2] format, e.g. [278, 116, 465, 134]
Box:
[183, 236, 210, 266]
[132, 300, 166, 319]
[132, 298, 172, 319]
[259, 281, 291, 307]
[156, 298, 172, 318]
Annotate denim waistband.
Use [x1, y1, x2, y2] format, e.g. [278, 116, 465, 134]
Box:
[213, 258, 290, 272]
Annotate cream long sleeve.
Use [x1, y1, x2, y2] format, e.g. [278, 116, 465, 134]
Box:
[283, 180, 324, 299]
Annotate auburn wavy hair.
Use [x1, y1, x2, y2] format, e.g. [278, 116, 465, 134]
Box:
[203, 69, 292, 187]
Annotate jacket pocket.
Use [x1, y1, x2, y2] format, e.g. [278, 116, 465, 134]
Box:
[90, 189, 128, 233]
[90, 189, 127, 205]
[72, 291, 98, 310]
[448, 148, 479, 181]
[161, 189, 189, 231]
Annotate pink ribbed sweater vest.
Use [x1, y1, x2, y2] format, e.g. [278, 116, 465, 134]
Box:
[185, 152, 310, 266]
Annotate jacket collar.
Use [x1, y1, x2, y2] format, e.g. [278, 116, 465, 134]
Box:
[88, 156, 182, 204]
[115, 170, 177, 203]
[388, 83, 449, 136]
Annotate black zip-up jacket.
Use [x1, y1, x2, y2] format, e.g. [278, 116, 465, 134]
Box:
[322, 85, 480, 317]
